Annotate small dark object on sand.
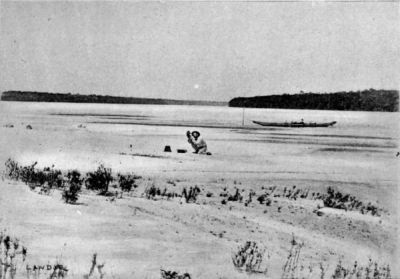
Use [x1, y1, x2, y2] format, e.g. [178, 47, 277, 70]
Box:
[164, 145, 172, 152]
[26, 125, 32, 129]
[177, 149, 187, 153]
[5, 124, 14, 128]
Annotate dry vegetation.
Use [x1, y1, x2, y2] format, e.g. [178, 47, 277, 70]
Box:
[0, 231, 27, 279]
[1, 159, 393, 278]
[0, 228, 391, 279]
[232, 241, 268, 274]
[4, 158, 385, 218]
[160, 269, 191, 279]
[4, 158, 139, 204]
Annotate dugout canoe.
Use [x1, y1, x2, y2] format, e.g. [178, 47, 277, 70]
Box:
[253, 120, 337, 128]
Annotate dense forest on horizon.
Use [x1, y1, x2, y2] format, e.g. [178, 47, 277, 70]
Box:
[229, 89, 398, 112]
[0, 91, 227, 106]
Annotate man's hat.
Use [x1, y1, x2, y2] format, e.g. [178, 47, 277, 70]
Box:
[191, 131, 200, 137]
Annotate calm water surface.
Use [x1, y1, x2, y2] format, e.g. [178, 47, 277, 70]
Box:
[0, 101, 399, 140]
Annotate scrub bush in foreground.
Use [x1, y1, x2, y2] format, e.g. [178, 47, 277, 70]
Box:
[232, 241, 268, 274]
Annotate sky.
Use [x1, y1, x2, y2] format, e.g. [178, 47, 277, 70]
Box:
[0, 1, 399, 101]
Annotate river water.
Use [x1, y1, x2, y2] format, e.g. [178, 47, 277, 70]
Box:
[1, 101, 399, 139]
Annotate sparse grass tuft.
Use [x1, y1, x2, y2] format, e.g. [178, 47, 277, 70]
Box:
[281, 234, 304, 279]
[84, 253, 105, 279]
[230, 236, 392, 279]
[0, 230, 27, 279]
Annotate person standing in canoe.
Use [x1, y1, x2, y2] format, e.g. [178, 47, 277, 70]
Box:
[187, 130, 209, 154]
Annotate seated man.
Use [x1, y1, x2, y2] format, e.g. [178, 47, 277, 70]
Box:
[187, 130, 208, 154]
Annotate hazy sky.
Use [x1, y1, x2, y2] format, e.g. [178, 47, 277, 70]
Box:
[0, 1, 399, 101]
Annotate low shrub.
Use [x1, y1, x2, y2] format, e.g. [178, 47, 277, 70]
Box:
[62, 170, 83, 204]
[117, 174, 137, 192]
[254, 185, 383, 216]
[160, 269, 191, 279]
[144, 184, 180, 200]
[85, 165, 113, 195]
[4, 159, 62, 194]
[330, 259, 391, 279]
[227, 188, 243, 202]
[182, 186, 200, 203]
[281, 185, 310, 200]
[19, 161, 38, 185]
[232, 241, 268, 274]
[321, 187, 381, 216]
[257, 194, 266, 204]
[144, 184, 157, 199]
[244, 190, 255, 206]
[5, 158, 20, 180]
[42, 166, 63, 189]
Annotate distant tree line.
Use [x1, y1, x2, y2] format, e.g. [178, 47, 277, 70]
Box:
[0, 91, 226, 106]
[229, 89, 399, 112]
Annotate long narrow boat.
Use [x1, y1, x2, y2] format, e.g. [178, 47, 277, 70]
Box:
[253, 120, 337, 128]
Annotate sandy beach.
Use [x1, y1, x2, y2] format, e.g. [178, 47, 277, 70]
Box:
[0, 102, 398, 278]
